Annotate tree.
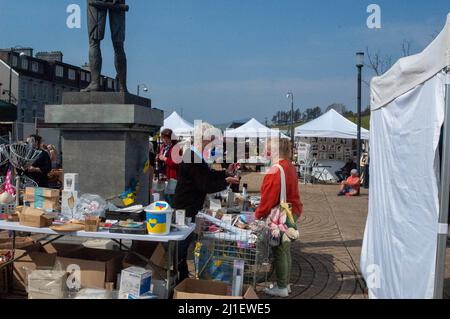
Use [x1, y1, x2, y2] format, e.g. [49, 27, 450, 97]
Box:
[365, 46, 393, 77]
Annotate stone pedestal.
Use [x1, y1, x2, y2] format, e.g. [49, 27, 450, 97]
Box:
[45, 93, 163, 206]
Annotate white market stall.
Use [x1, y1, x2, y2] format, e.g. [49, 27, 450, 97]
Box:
[361, 13, 450, 299]
[294, 109, 370, 182]
[161, 111, 194, 139]
[224, 118, 289, 166]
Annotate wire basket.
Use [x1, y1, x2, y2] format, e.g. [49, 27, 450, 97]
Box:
[0, 145, 8, 167]
[195, 211, 271, 287]
[6, 143, 41, 170]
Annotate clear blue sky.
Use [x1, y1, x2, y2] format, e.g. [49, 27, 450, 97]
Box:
[0, 0, 449, 124]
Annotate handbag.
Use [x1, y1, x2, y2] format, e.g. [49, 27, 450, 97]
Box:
[266, 164, 299, 247]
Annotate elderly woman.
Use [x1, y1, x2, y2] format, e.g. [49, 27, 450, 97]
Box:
[255, 138, 303, 298]
[174, 122, 240, 282]
[338, 169, 361, 196]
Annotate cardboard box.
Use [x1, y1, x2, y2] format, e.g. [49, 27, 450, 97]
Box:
[56, 247, 124, 290]
[63, 173, 79, 192]
[24, 187, 60, 211]
[0, 237, 34, 250]
[119, 266, 152, 297]
[173, 279, 259, 300]
[27, 270, 67, 299]
[19, 207, 53, 228]
[150, 243, 169, 270]
[12, 243, 83, 294]
[61, 190, 78, 220]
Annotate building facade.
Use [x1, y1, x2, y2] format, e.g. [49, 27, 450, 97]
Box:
[0, 49, 118, 124]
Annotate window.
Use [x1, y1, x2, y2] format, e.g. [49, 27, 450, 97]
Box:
[55, 65, 64, 78]
[11, 56, 18, 67]
[107, 78, 113, 89]
[19, 80, 26, 98]
[86, 73, 91, 82]
[56, 88, 61, 103]
[80, 72, 86, 82]
[68, 69, 76, 81]
[31, 61, 39, 73]
[21, 58, 28, 70]
[32, 82, 38, 100]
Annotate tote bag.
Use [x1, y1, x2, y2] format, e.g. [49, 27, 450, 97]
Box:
[266, 164, 299, 246]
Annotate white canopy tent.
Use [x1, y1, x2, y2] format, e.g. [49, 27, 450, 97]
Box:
[161, 111, 194, 138]
[224, 118, 290, 139]
[361, 13, 450, 299]
[295, 109, 370, 140]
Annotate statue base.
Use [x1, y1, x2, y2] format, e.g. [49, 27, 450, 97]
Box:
[45, 94, 163, 206]
[63, 91, 152, 108]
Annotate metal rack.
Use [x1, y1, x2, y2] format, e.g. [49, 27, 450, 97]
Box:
[195, 211, 271, 287]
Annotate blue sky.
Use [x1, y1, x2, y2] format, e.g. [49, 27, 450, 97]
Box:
[0, 0, 449, 124]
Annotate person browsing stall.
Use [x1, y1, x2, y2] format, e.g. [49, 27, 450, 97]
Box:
[174, 122, 240, 282]
[255, 138, 303, 298]
[25, 135, 52, 188]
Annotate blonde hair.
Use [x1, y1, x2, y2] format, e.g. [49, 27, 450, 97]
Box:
[268, 138, 292, 160]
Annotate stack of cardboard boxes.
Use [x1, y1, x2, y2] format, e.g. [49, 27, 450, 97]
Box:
[20, 188, 61, 228]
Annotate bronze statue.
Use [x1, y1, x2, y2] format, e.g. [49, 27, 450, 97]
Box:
[83, 0, 129, 93]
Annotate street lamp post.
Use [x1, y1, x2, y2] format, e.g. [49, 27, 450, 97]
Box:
[287, 92, 294, 140]
[356, 52, 364, 173]
[137, 84, 149, 96]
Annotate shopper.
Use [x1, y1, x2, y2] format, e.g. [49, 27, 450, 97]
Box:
[338, 169, 361, 197]
[25, 135, 52, 188]
[174, 122, 240, 283]
[158, 129, 182, 206]
[255, 138, 303, 298]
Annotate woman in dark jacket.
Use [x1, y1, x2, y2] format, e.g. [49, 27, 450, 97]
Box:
[174, 124, 239, 282]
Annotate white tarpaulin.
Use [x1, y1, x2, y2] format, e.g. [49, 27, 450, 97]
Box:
[224, 118, 290, 139]
[161, 111, 194, 138]
[361, 72, 445, 299]
[294, 109, 370, 140]
[361, 13, 450, 299]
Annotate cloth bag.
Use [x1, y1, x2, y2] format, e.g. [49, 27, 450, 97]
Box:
[265, 164, 299, 247]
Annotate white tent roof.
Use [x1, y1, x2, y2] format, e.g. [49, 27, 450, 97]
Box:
[371, 13, 450, 110]
[161, 112, 194, 137]
[295, 109, 370, 140]
[224, 118, 290, 139]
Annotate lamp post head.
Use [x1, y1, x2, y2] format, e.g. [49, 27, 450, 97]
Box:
[356, 52, 365, 68]
[286, 92, 293, 99]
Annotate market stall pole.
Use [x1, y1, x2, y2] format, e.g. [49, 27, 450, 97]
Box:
[434, 66, 450, 299]
[356, 52, 364, 173]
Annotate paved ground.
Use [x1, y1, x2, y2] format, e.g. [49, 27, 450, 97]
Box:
[260, 184, 368, 299]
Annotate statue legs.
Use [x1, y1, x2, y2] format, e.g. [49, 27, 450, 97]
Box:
[113, 41, 128, 93]
[82, 40, 102, 92]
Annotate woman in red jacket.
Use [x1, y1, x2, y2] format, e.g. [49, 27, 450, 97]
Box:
[255, 138, 303, 298]
[159, 129, 181, 205]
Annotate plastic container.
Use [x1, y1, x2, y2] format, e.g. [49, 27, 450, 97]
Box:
[144, 201, 173, 236]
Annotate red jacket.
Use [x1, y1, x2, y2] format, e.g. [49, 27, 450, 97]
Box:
[164, 145, 181, 180]
[255, 159, 303, 220]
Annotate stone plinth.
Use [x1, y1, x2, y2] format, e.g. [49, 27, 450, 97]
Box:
[45, 93, 163, 206]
